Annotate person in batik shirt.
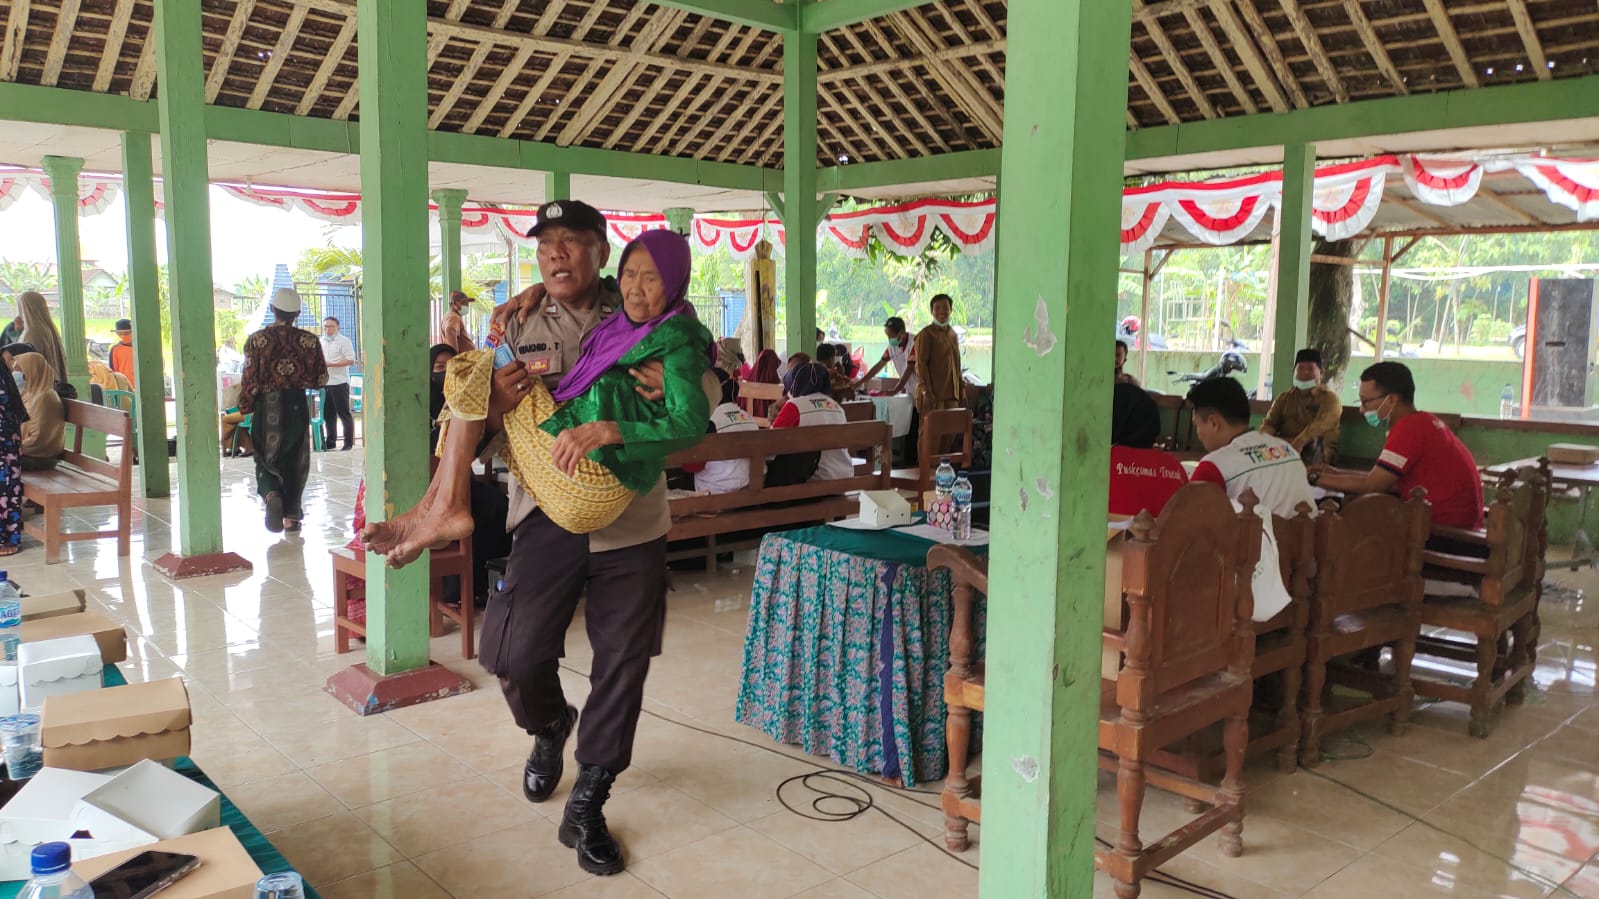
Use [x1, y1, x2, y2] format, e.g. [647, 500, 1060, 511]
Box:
[240, 288, 327, 533]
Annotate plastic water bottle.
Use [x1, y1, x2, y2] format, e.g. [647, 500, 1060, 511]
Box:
[934, 457, 957, 499]
[951, 472, 974, 541]
[1500, 385, 1514, 419]
[0, 572, 20, 662]
[254, 872, 306, 899]
[19, 843, 92, 899]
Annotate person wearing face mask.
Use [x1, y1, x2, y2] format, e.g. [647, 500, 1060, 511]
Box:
[909, 294, 962, 415]
[1310, 361, 1482, 530]
[856, 316, 917, 395]
[1260, 347, 1341, 464]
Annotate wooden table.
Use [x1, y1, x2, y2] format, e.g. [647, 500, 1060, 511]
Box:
[1484, 456, 1599, 570]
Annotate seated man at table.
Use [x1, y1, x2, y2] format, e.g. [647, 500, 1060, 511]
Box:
[815, 343, 856, 402]
[1260, 347, 1341, 465]
[1311, 361, 1483, 530]
[1108, 381, 1186, 517]
[1187, 376, 1315, 517]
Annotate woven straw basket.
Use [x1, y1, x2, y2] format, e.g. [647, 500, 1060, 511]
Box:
[504, 377, 634, 535]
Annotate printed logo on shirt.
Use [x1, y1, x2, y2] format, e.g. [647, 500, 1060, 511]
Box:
[1240, 443, 1296, 464]
[1378, 448, 1410, 470]
[806, 398, 832, 410]
[526, 355, 556, 374]
[1115, 461, 1186, 482]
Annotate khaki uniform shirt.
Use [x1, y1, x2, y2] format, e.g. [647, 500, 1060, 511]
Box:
[1260, 385, 1342, 457]
[489, 285, 717, 552]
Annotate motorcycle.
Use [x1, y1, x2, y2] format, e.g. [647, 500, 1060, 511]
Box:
[1168, 351, 1255, 397]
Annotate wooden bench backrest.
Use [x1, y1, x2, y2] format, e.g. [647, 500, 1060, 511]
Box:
[665, 420, 892, 516]
[1119, 483, 1260, 706]
[1311, 491, 1428, 625]
[62, 399, 133, 482]
[841, 401, 875, 423]
[738, 381, 784, 403]
[1479, 466, 1549, 607]
[928, 545, 988, 687]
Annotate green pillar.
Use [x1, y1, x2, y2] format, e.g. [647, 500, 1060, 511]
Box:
[358, 0, 431, 675]
[40, 156, 89, 395]
[120, 132, 170, 498]
[982, 0, 1131, 895]
[432, 188, 467, 298]
[1270, 142, 1316, 396]
[153, 0, 224, 558]
[544, 170, 570, 202]
[781, 31, 819, 357]
[663, 207, 694, 236]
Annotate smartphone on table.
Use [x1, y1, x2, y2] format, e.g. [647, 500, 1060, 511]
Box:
[88, 850, 201, 899]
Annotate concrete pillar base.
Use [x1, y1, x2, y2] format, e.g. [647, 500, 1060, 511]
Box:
[325, 661, 473, 716]
[152, 551, 253, 580]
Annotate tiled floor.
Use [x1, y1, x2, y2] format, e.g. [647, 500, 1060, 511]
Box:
[8, 449, 1597, 898]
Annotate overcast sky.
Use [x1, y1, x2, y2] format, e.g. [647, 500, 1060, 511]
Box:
[0, 186, 360, 289]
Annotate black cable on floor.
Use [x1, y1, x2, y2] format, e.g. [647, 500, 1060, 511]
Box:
[558, 662, 1237, 898]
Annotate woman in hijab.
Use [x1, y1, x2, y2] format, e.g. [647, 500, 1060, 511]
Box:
[0, 350, 27, 555]
[14, 353, 63, 470]
[17, 291, 69, 396]
[767, 361, 853, 484]
[363, 229, 714, 565]
[745, 349, 782, 419]
[428, 343, 457, 448]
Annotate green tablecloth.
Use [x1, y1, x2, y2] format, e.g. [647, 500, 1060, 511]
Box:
[0, 666, 317, 898]
[735, 522, 986, 786]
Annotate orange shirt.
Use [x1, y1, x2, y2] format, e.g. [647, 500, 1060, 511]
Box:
[109, 337, 135, 387]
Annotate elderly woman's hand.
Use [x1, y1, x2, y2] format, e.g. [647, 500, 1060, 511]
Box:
[551, 421, 623, 476]
[628, 360, 666, 402]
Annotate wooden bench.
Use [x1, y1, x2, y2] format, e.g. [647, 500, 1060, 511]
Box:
[331, 541, 477, 660]
[737, 380, 784, 426]
[23, 399, 133, 564]
[665, 420, 892, 569]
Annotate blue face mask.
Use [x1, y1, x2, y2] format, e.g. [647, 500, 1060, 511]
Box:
[1363, 395, 1390, 428]
[1293, 378, 1317, 390]
[11, 372, 21, 390]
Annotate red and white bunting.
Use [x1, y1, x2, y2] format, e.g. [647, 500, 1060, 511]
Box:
[0, 175, 27, 212]
[693, 218, 781, 260]
[1311, 161, 1386, 241]
[25, 174, 123, 212]
[1514, 158, 1599, 223]
[1402, 156, 1484, 207]
[1154, 172, 1282, 246]
[1120, 200, 1170, 256]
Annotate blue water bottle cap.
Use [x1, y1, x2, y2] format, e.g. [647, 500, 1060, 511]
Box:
[31, 841, 71, 874]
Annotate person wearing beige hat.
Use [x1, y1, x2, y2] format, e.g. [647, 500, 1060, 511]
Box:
[239, 287, 327, 533]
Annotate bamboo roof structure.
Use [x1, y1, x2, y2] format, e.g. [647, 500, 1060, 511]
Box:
[3, 0, 1599, 174]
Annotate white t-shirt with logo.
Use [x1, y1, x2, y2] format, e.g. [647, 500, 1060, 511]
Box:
[780, 394, 854, 482]
[1189, 430, 1316, 518]
[884, 339, 918, 395]
[696, 403, 758, 495]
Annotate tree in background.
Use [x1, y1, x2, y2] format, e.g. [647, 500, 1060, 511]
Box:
[1308, 238, 1355, 386]
[233, 274, 269, 301]
[0, 260, 57, 297]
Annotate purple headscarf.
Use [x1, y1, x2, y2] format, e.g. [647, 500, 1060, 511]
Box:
[552, 229, 694, 403]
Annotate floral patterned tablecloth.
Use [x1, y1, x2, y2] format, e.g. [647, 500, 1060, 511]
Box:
[735, 524, 986, 787]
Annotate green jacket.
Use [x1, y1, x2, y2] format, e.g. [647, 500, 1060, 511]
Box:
[540, 314, 713, 492]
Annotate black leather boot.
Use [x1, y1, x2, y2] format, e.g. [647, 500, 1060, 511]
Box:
[558, 764, 624, 875]
[522, 705, 578, 803]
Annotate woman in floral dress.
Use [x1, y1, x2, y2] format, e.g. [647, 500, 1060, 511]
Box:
[0, 351, 29, 555]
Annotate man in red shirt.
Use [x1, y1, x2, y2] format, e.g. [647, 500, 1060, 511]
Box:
[1311, 361, 1482, 530]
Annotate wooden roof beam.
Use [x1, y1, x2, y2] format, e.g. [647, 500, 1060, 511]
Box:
[1180, 4, 1257, 114]
[246, 5, 310, 109]
[1130, 53, 1182, 126]
[607, 24, 743, 150]
[1340, 0, 1408, 95]
[1505, 0, 1551, 82]
[829, 26, 949, 153]
[1420, 0, 1480, 88]
[294, 18, 356, 116]
[663, 27, 768, 155]
[1277, 0, 1347, 104]
[91, 0, 136, 92]
[647, 0, 794, 33]
[429, 0, 523, 128]
[887, 10, 1002, 143]
[860, 17, 978, 148]
[464, 2, 566, 133]
[817, 32, 923, 156]
[556, 8, 687, 145]
[40, 0, 82, 87]
[1223, 0, 1302, 109]
[1475, 185, 1538, 225]
[494, 52, 572, 138]
[1134, 3, 1217, 120]
[819, 80, 909, 159]
[128, 30, 156, 101]
[801, 0, 933, 34]
[0, 0, 31, 81]
[205, 0, 256, 103]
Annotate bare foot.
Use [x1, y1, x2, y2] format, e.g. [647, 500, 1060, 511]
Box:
[362, 503, 476, 569]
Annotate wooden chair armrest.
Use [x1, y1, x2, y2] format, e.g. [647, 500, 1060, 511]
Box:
[1101, 628, 1126, 653]
[1430, 524, 1489, 545]
[1421, 550, 1490, 575]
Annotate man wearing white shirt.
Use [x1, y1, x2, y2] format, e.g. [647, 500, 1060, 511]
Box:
[320, 316, 357, 451]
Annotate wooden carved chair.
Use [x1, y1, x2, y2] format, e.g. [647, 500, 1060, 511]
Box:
[1097, 483, 1261, 899]
[1414, 461, 1549, 737]
[891, 408, 973, 507]
[1300, 491, 1429, 766]
[927, 545, 987, 853]
[737, 380, 784, 425]
[1151, 502, 1317, 781]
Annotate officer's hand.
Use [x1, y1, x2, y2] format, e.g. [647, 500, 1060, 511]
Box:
[629, 360, 665, 402]
[488, 363, 531, 418]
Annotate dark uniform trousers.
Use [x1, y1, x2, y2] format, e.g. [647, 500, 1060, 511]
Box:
[478, 509, 667, 775]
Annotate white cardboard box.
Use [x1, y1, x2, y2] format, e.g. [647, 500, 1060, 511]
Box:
[859, 490, 912, 528]
[0, 664, 16, 717]
[17, 636, 101, 712]
[73, 759, 220, 843]
[0, 767, 148, 881]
